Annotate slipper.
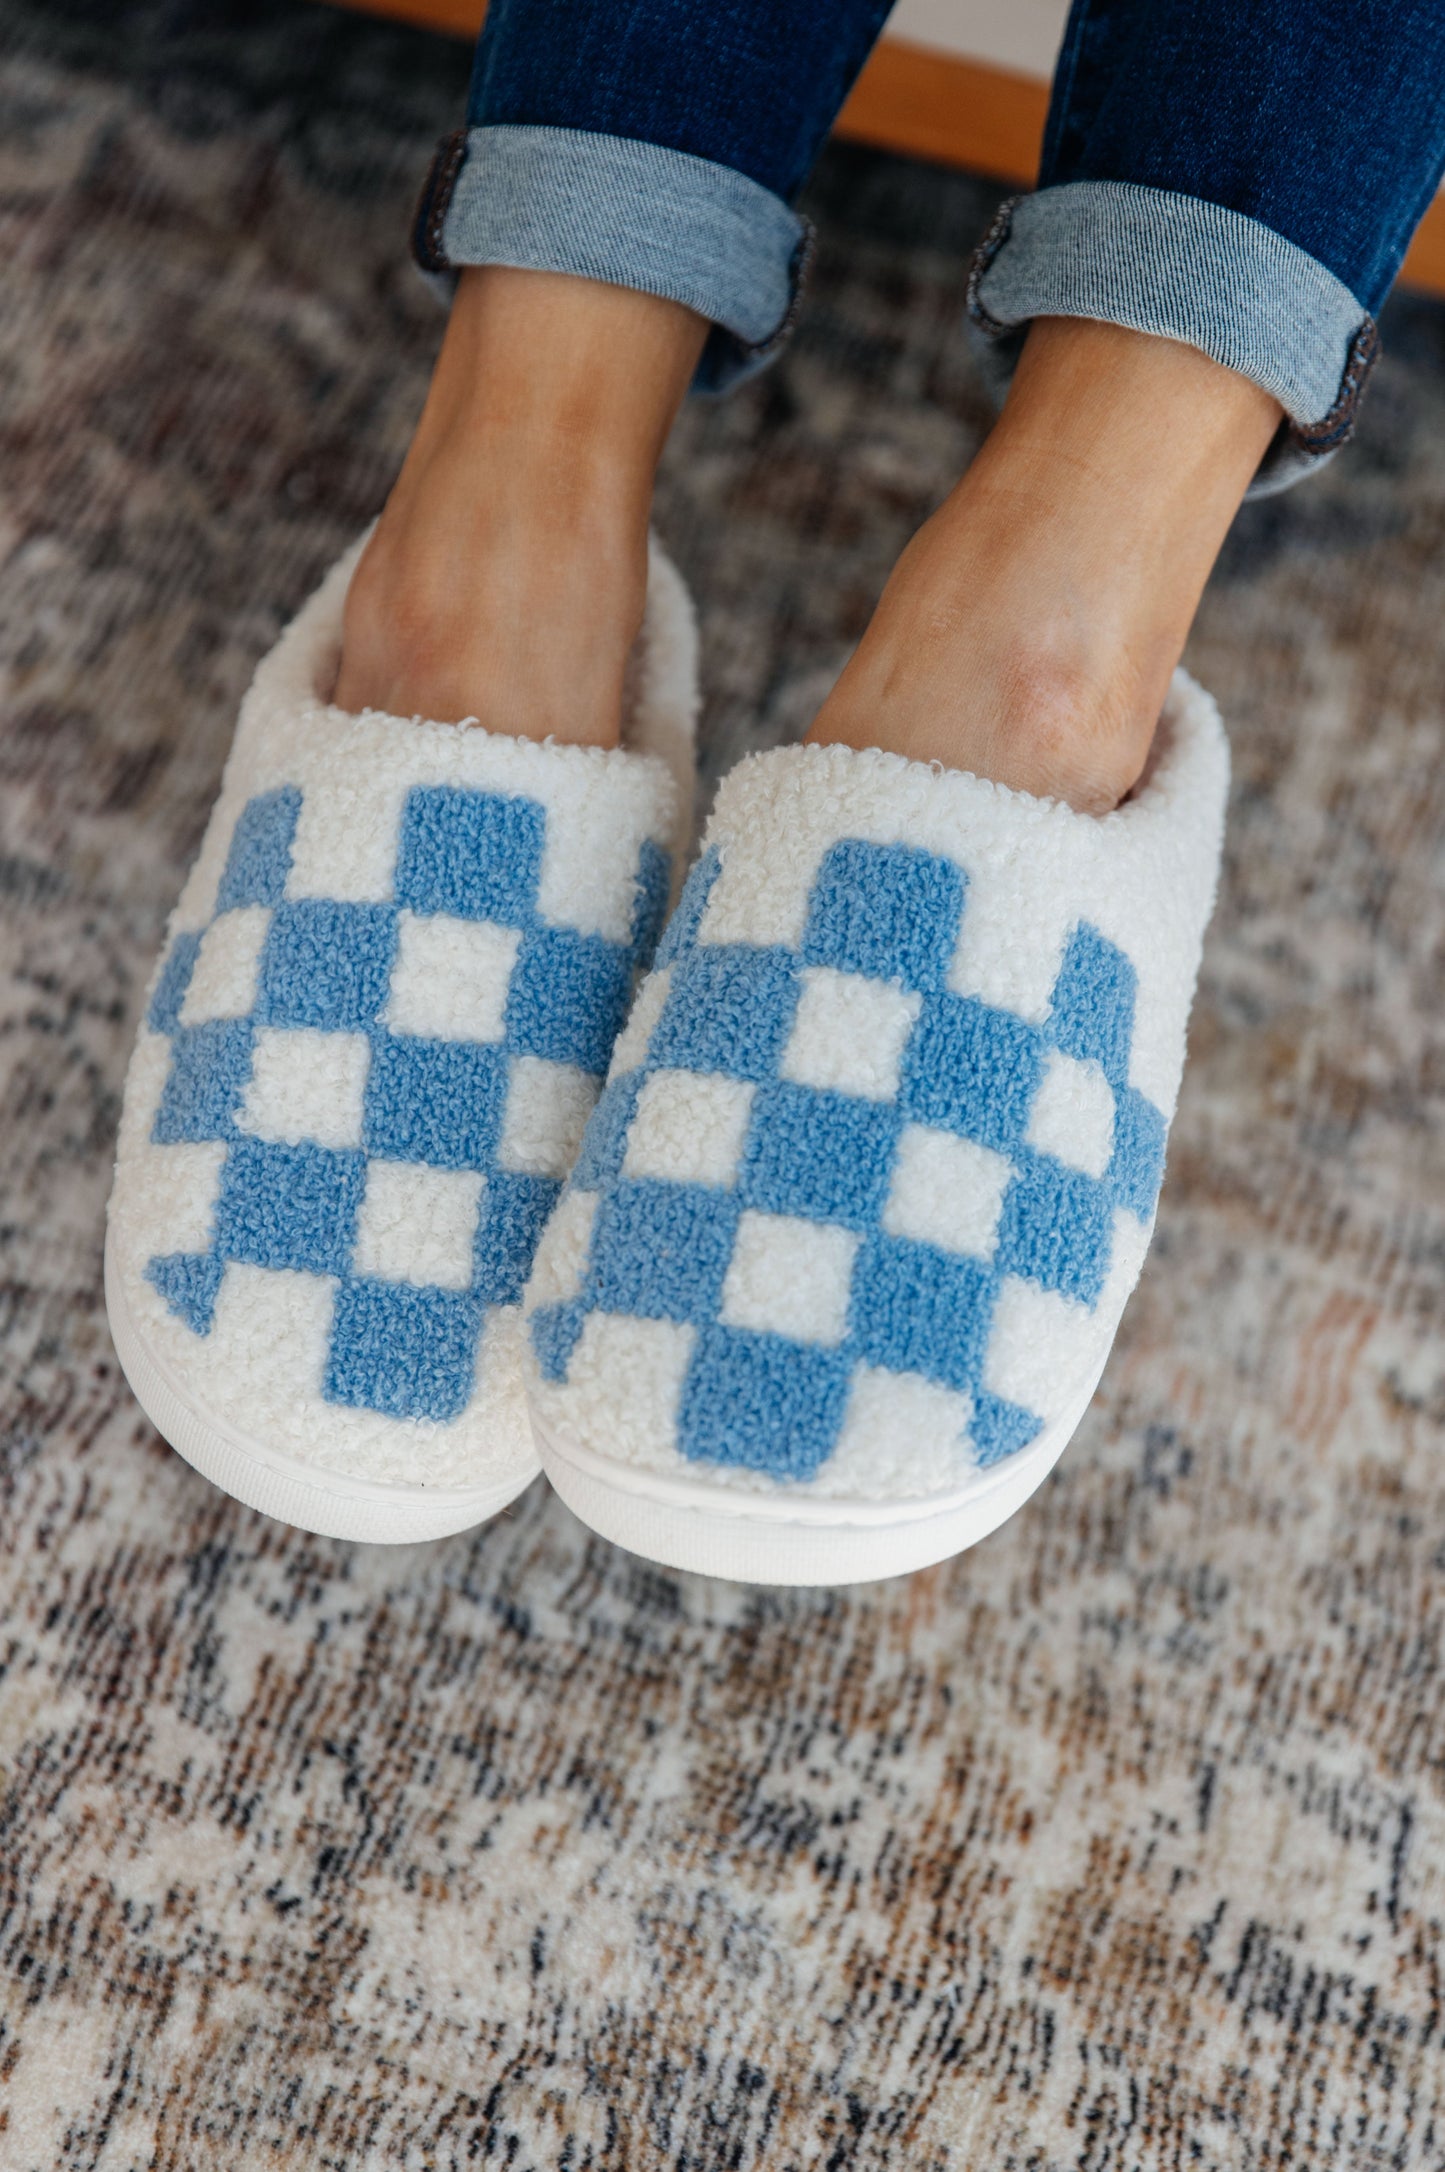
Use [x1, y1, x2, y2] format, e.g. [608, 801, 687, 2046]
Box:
[522, 676, 1228, 1584]
[106, 535, 697, 1542]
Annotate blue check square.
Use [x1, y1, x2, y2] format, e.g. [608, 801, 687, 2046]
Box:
[395, 786, 545, 925]
[506, 928, 633, 1075]
[473, 1171, 562, 1305]
[147, 931, 202, 1036]
[152, 1020, 254, 1144]
[678, 1325, 854, 1479]
[258, 900, 397, 1031]
[902, 993, 1043, 1155]
[1048, 924, 1137, 1088]
[655, 847, 721, 966]
[588, 1180, 740, 1324]
[802, 839, 965, 992]
[364, 1034, 508, 1171]
[850, 1234, 996, 1394]
[739, 1081, 900, 1228]
[326, 1280, 483, 1422]
[1110, 1086, 1167, 1220]
[215, 1139, 366, 1277]
[215, 786, 301, 912]
[572, 1074, 644, 1190]
[649, 944, 799, 1082]
[995, 1155, 1114, 1305]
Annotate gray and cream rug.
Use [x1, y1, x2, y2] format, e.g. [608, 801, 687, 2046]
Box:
[2, 2, 1443, 2163]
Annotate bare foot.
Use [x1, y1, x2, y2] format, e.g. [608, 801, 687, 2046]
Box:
[808, 318, 1282, 812]
[333, 267, 706, 746]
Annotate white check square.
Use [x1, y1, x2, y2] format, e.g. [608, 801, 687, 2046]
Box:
[385, 912, 520, 1044]
[526, 1187, 598, 1306]
[148, 1140, 229, 1256]
[720, 1210, 859, 1346]
[239, 1027, 371, 1150]
[1026, 1049, 1116, 1179]
[499, 1057, 599, 1178]
[180, 906, 270, 1025]
[353, 1161, 484, 1290]
[884, 1123, 1013, 1259]
[623, 1068, 755, 1188]
[781, 967, 921, 1101]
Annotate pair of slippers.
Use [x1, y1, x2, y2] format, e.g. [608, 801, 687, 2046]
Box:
[106, 541, 1228, 1585]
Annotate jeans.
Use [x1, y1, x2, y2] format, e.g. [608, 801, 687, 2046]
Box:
[414, 0, 1445, 490]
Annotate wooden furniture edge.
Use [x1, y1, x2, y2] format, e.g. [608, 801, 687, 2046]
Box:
[326, 1, 1445, 297]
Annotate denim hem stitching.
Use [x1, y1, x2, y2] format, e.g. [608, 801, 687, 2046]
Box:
[1293, 316, 1382, 455]
[964, 180, 1380, 477]
[413, 128, 469, 275]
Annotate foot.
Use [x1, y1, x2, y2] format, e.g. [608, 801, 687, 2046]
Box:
[809, 319, 1282, 813]
[107, 536, 699, 1541]
[333, 267, 706, 746]
[523, 674, 1232, 1584]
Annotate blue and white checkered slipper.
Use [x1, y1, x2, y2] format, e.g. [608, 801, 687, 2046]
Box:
[522, 677, 1229, 1584]
[106, 535, 697, 1542]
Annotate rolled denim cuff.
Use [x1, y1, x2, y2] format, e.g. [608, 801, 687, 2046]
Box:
[414, 124, 812, 394]
[967, 181, 1381, 497]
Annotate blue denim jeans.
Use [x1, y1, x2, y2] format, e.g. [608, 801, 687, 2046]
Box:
[414, 0, 1445, 491]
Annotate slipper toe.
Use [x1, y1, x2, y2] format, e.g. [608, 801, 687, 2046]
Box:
[107, 536, 698, 1541]
[523, 675, 1229, 1584]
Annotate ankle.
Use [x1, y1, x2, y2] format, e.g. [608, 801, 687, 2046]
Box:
[338, 473, 649, 745]
[810, 318, 1281, 811]
[942, 636, 1161, 813]
[332, 267, 705, 742]
[813, 584, 1160, 813]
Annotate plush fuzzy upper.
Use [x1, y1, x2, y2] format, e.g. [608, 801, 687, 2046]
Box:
[525, 675, 1229, 1503]
[108, 537, 698, 1489]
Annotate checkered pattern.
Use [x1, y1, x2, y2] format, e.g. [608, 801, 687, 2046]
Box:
[528, 838, 1169, 1479]
[142, 783, 669, 1423]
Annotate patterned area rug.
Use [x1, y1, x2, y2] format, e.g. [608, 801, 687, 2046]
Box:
[3, 3, 1443, 2164]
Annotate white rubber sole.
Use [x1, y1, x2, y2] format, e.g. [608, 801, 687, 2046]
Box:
[104, 1231, 540, 1544]
[531, 1367, 1104, 1586]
